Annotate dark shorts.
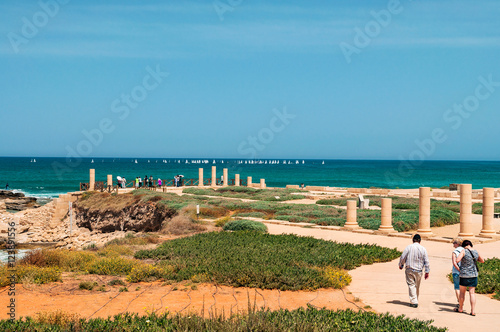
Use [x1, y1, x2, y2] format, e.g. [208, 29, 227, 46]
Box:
[459, 277, 478, 288]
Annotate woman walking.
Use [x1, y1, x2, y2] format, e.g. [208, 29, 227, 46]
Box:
[455, 239, 484, 316]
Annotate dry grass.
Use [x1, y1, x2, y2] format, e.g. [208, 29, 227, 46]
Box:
[162, 215, 207, 235]
[77, 192, 138, 212]
[35, 310, 82, 328]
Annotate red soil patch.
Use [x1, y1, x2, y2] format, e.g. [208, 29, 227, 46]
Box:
[0, 274, 365, 319]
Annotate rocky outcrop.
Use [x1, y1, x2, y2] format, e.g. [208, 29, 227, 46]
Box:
[0, 202, 129, 250]
[74, 202, 175, 233]
[0, 190, 40, 211]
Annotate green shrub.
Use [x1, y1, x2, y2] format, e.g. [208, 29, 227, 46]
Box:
[85, 257, 139, 276]
[79, 281, 98, 290]
[107, 279, 126, 286]
[135, 232, 400, 291]
[476, 258, 500, 296]
[223, 220, 268, 233]
[127, 264, 164, 283]
[0, 308, 447, 331]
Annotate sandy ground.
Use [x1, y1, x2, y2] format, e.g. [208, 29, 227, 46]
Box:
[0, 274, 364, 320]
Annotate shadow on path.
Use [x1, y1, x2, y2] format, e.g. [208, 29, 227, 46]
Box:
[386, 300, 410, 307]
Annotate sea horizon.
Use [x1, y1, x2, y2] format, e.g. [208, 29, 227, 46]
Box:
[2, 157, 500, 198]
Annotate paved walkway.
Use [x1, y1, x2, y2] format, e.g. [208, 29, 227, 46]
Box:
[265, 223, 500, 332]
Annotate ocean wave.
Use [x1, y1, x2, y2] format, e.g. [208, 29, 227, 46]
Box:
[9, 189, 63, 199]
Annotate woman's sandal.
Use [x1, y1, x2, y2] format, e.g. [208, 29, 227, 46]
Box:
[453, 308, 463, 313]
[470, 313, 476, 316]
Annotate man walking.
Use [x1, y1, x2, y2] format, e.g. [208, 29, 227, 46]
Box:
[399, 234, 430, 308]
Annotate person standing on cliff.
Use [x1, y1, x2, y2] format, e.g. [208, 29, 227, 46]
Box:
[398, 234, 430, 308]
[5, 183, 9, 190]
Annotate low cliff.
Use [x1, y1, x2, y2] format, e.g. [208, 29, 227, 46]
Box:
[74, 192, 176, 233]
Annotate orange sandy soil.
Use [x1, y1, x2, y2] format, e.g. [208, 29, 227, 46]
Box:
[0, 274, 364, 320]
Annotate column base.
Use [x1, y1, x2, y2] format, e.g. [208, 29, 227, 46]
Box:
[478, 230, 499, 238]
[457, 233, 474, 238]
[416, 229, 434, 237]
[376, 227, 396, 234]
[343, 223, 360, 230]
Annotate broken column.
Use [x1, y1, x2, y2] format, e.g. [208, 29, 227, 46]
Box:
[479, 187, 496, 237]
[458, 184, 474, 238]
[211, 166, 216, 187]
[235, 174, 240, 186]
[89, 169, 95, 191]
[247, 176, 252, 188]
[344, 200, 359, 229]
[260, 179, 266, 189]
[417, 187, 433, 236]
[378, 198, 395, 233]
[223, 168, 228, 187]
[198, 168, 204, 187]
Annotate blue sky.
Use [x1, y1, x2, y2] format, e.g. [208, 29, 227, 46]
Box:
[1, 0, 499, 160]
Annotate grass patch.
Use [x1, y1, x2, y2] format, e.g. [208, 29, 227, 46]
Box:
[135, 232, 400, 291]
[183, 186, 306, 201]
[223, 219, 268, 233]
[476, 258, 500, 298]
[0, 307, 446, 331]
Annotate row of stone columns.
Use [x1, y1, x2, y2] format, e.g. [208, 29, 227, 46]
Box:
[344, 184, 500, 237]
[202, 167, 265, 189]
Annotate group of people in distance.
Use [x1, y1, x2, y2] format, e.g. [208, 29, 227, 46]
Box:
[128, 175, 184, 188]
[399, 234, 484, 316]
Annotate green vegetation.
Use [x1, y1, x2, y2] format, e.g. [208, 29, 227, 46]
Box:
[79, 281, 98, 290]
[472, 202, 500, 215]
[183, 186, 306, 201]
[222, 219, 268, 233]
[135, 232, 400, 290]
[476, 258, 500, 299]
[316, 198, 353, 206]
[0, 307, 445, 331]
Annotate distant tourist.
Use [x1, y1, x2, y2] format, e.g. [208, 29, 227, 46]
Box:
[451, 237, 464, 308]
[174, 175, 179, 187]
[158, 178, 162, 187]
[135, 177, 139, 189]
[398, 234, 430, 308]
[149, 176, 153, 187]
[144, 175, 148, 188]
[5, 183, 9, 190]
[455, 240, 484, 316]
[138, 177, 142, 188]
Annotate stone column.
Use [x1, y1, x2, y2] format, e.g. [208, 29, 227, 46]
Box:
[417, 187, 433, 236]
[260, 179, 266, 189]
[458, 184, 474, 238]
[479, 187, 496, 237]
[89, 169, 95, 191]
[211, 166, 216, 187]
[344, 200, 359, 229]
[378, 198, 395, 233]
[235, 174, 240, 186]
[107, 174, 112, 190]
[247, 176, 252, 188]
[223, 168, 228, 187]
[198, 168, 204, 187]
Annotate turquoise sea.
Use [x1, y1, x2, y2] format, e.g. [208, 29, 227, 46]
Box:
[1, 157, 500, 198]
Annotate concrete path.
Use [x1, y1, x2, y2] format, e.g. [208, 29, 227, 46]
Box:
[265, 223, 500, 332]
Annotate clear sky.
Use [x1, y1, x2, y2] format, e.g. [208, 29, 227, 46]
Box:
[1, 0, 499, 160]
